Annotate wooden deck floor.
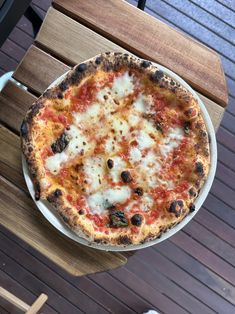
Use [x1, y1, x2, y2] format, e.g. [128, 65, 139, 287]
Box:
[1, 0, 235, 313]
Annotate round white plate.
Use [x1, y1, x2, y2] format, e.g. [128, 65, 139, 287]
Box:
[22, 59, 217, 252]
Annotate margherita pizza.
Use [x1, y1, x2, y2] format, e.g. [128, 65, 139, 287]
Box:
[21, 52, 210, 246]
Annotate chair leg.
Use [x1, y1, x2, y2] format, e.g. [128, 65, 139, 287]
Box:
[24, 5, 43, 37]
[137, 0, 147, 10]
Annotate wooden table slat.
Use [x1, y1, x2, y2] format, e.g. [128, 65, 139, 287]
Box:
[52, 0, 228, 107]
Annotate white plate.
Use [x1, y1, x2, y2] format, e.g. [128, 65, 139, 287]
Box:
[22, 59, 217, 252]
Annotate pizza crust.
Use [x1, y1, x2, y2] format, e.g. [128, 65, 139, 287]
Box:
[21, 52, 210, 246]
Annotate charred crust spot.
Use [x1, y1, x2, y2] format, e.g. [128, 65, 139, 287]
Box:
[28, 146, 33, 153]
[195, 162, 204, 176]
[62, 215, 69, 223]
[114, 52, 122, 56]
[150, 70, 164, 82]
[118, 235, 132, 245]
[28, 102, 43, 121]
[168, 200, 184, 217]
[131, 214, 143, 226]
[58, 91, 63, 99]
[189, 203, 196, 213]
[20, 120, 28, 138]
[47, 189, 62, 203]
[189, 188, 197, 198]
[170, 79, 175, 86]
[79, 209, 84, 215]
[105, 52, 111, 55]
[76, 63, 87, 73]
[94, 239, 102, 244]
[134, 187, 143, 196]
[121, 171, 132, 183]
[59, 80, 69, 92]
[141, 60, 151, 68]
[95, 56, 102, 65]
[34, 182, 40, 201]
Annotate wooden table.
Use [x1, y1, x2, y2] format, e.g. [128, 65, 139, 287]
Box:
[0, 0, 228, 277]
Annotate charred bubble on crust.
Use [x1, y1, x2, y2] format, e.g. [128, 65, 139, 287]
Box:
[109, 210, 128, 228]
[59, 79, 69, 92]
[121, 171, 132, 183]
[34, 181, 41, 201]
[168, 200, 184, 217]
[51, 132, 69, 154]
[78, 209, 85, 215]
[76, 63, 87, 73]
[189, 187, 197, 198]
[150, 70, 164, 82]
[141, 60, 151, 68]
[27, 102, 43, 122]
[118, 235, 132, 245]
[189, 203, 196, 213]
[21, 120, 28, 138]
[95, 56, 102, 65]
[131, 214, 143, 226]
[57, 91, 63, 99]
[47, 189, 62, 203]
[170, 79, 175, 86]
[195, 161, 204, 177]
[62, 215, 69, 223]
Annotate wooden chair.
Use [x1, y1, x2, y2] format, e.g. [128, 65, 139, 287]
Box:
[0, 287, 48, 314]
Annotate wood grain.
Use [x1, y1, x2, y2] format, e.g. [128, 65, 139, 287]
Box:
[0, 126, 129, 276]
[0, 81, 37, 133]
[52, 0, 228, 107]
[35, 8, 126, 65]
[13, 45, 224, 131]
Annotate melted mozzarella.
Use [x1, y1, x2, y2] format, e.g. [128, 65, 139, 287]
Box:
[109, 156, 127, 183]
[73, 103, 102, 126]
[159, 127, 184, 158]
[112, 72, 134, 97]
[128, 113, 141, 127]
[83, 156, 105, 193]
[133, 94, 146, 112]
[45, 152, 68, 174]
[140, 150, 161, 187]
[129, 147, 142, 164]
[111, 116, 129, 137]
[140, 194, 154, 212]
[137, 130, 155, 150]
[87, 186, 131, 214]
[45, 124, 92, 174]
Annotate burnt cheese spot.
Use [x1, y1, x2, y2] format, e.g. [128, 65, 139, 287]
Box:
[79, 209, 85, 215]
[121, 171, 132, 183]
[107, 159, 114, 169]
[189, 188, 197, 198]
[150, 70, 164, 82]
[131, 214, 143, 226]
[118, 235, 132, 245]
[134, 187, 144, 196]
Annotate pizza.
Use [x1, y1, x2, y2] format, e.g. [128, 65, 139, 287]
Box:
[21, 52, 210, 246]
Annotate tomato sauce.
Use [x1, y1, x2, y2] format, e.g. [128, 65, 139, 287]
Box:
[40, 107, 69, 127]
[71, 80, 98, 112]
